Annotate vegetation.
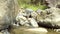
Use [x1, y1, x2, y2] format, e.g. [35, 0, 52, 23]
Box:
[17, 0, 48, 11]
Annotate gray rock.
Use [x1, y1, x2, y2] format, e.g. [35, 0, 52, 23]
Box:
[28, 18, 39, 28]
[16, 15, 29, 25]
[25, 8, 33, 14]
[38, 7, 60, 28]
[16, 12, 38, 27]
[1, 29, 10, 34]
[25, 8, 34, 17]
[44, 7, 60, 26]
[0, 0, 19, 30]
[36, 9, 43, 15]
[46, 0, 60, 7]
[31, 11, 38, 19]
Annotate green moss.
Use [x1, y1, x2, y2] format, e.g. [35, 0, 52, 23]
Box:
[17, 0, 48, 11]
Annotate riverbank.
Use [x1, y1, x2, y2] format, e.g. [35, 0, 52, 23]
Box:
[10, 26, 60, 34]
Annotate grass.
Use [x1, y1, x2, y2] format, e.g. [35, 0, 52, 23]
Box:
[18, 0, 48, 11]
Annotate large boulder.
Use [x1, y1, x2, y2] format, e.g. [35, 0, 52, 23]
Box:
[37, 7, 60, 28]
[46, 0, 60, 7]
[0, 0, 19, 30]
[44, 8, 60, 26]
[16, 8, 39, 27]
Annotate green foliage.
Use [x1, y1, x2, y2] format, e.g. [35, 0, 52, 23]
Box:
[18, 0, 48, 11]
